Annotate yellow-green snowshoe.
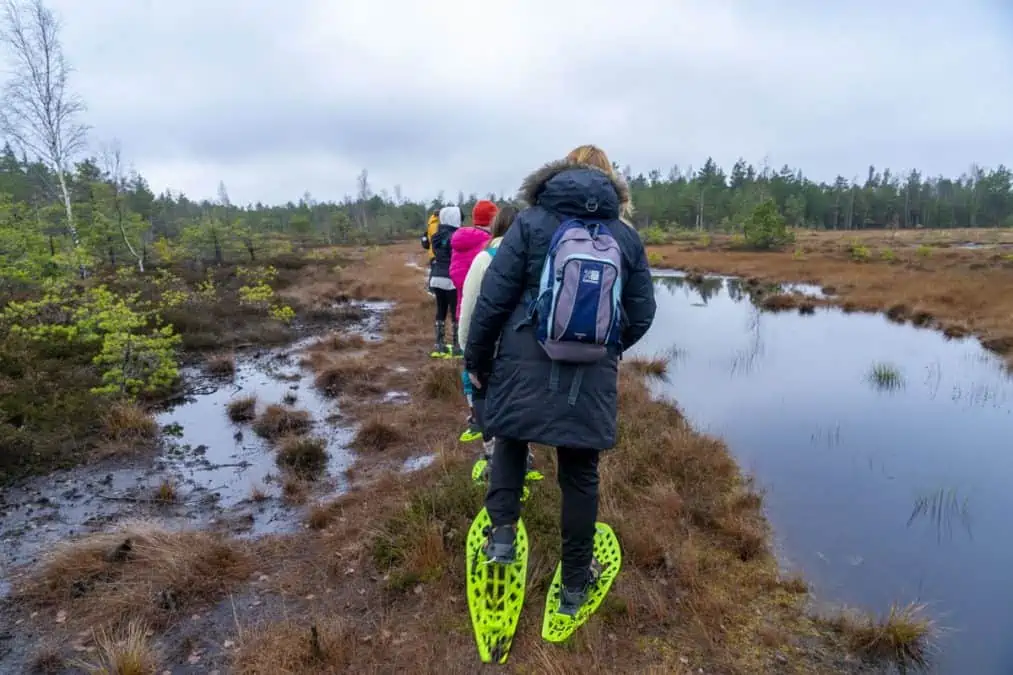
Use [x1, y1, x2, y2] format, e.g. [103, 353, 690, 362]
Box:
[541, 521, 622, 643]
[466, 507, 529, 663]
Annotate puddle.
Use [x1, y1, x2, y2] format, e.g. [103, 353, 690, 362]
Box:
[156, 334, 354, 520]
[633, 272, 1013, 675]
[0, 301, 390, 576]
[402, 454, 436, 473]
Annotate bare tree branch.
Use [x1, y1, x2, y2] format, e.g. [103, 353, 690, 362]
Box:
[100, 138, 144, 271]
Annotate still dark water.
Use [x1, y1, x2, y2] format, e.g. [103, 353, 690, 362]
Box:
[631, 271, 1013, 675]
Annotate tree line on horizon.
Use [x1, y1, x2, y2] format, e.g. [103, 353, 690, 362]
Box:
[5, 147, 1013, 277]
[3, 0, 1012, 282]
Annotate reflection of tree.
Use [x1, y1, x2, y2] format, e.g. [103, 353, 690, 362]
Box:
[653, 274, 724, 305]
[655, 276, 686, 293]
[907, 487, 972, 543]
[688, 276, 724, 303]
[730, 307, 765, 376]
[726, 277, 745, 302]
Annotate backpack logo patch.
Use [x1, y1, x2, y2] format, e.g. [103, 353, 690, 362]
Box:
[581, 268, 601, 285]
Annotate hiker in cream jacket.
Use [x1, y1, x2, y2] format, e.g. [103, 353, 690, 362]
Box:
[458, 204, 519, 352]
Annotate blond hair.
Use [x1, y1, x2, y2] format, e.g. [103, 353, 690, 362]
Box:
[565, 144, 614, 176]
[564, 144, 633, 222]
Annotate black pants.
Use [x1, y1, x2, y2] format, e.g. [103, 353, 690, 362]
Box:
[433, 288, 457, 323]
[470, 377, 492, 442]
[486, 437, 600, 588]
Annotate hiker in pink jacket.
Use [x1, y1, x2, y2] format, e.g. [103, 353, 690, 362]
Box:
[449, 200, 498, 353]
[449, 199, 497, 442]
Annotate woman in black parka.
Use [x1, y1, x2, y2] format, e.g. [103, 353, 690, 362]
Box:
[464, 145, 657, 616]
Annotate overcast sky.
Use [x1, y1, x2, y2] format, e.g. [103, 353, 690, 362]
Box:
[27, 0, 1013, 205]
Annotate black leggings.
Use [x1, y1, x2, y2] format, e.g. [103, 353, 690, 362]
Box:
[433, 288, 457, 323]
[486, 438, 600, 588]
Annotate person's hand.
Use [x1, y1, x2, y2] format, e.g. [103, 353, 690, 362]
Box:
[468, 372, 483, 389]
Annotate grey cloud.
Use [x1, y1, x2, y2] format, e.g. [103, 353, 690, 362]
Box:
[20, 0, 1013, 204]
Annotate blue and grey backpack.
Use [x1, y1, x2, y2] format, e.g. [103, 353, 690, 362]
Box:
[530, 218, 623, 363]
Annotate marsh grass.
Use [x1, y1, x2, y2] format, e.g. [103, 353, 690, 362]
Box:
[226, 395, 257, 423]
[759, 293, 799, 312]
[153, 479, 177, 503]
[253, 405, 312, 439]
[72, 620, 161, 675]
[20, 521, 251, 630]
[421, 361, 462, 400]
[827, 603, 935, 671]
[626, 355, 669, 378]
[352, 417, 404, 453]
[313, 357, 384, 397]
[276, 435, 328, 477]
[205, 353, 236, 378]
[867, 362, 905, 391]
[233, 617, 357, 674]
[100, 403, 158, 445]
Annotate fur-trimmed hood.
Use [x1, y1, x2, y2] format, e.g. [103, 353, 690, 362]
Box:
[518, 159, 634, 220]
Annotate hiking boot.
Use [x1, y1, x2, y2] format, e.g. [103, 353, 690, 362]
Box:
[482, 524, 517, 564]
[524, 448, 544, 481]
[459, 418, 483, 443]
[431, 321, 446, 358]
[557, 559, 603, 617]
[451, 323, 464, 358]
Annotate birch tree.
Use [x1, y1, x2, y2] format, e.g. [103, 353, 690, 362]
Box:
[100, 140, 146, 271]
[0, 0, 88, 252]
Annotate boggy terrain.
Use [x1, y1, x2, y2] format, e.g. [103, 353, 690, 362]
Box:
[648, 227, 1013, 369]
[2, 244, 925, 674]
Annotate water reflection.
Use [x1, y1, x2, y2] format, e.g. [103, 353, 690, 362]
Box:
[907, 488, 973, 544]
[634, 270, 1013, 675]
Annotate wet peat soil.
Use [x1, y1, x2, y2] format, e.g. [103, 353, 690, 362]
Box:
[0, 245, 889, 674]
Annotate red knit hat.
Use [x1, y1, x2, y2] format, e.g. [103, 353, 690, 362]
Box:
[472, 200, 498, 227]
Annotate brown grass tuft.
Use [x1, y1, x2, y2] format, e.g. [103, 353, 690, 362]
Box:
[352, 417, 404, 452]
[20, 522, 252, 629]
[626, 355, 669, 378]
[249, 483, 269, 502]
[313, 357, 384, 397]
[227, 395, 257, 423]
[282, 475, 310, 505]
[206, 353, 236, 378]
[276, 435, 329, 476]
[911, 309, 934, 327]
[253, 405, 312, 439]
[72, 620, 161, 675]
[330, 333, 367, 351]
[885, 303, 909, 323]
[232, 617, 357, 674]
[153, 479, 177, 503]
[759, 293, 799, 311]
[100, 403, 158, 444]
[827, 602, 935, 671]
[779, 573, 809, 594]
[982, 335, 1013, 355]
[943, 322, 970, 339]
[420, 361, 462, 400]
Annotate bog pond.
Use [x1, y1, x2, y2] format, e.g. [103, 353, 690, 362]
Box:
[632, 271, 1013, 675]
